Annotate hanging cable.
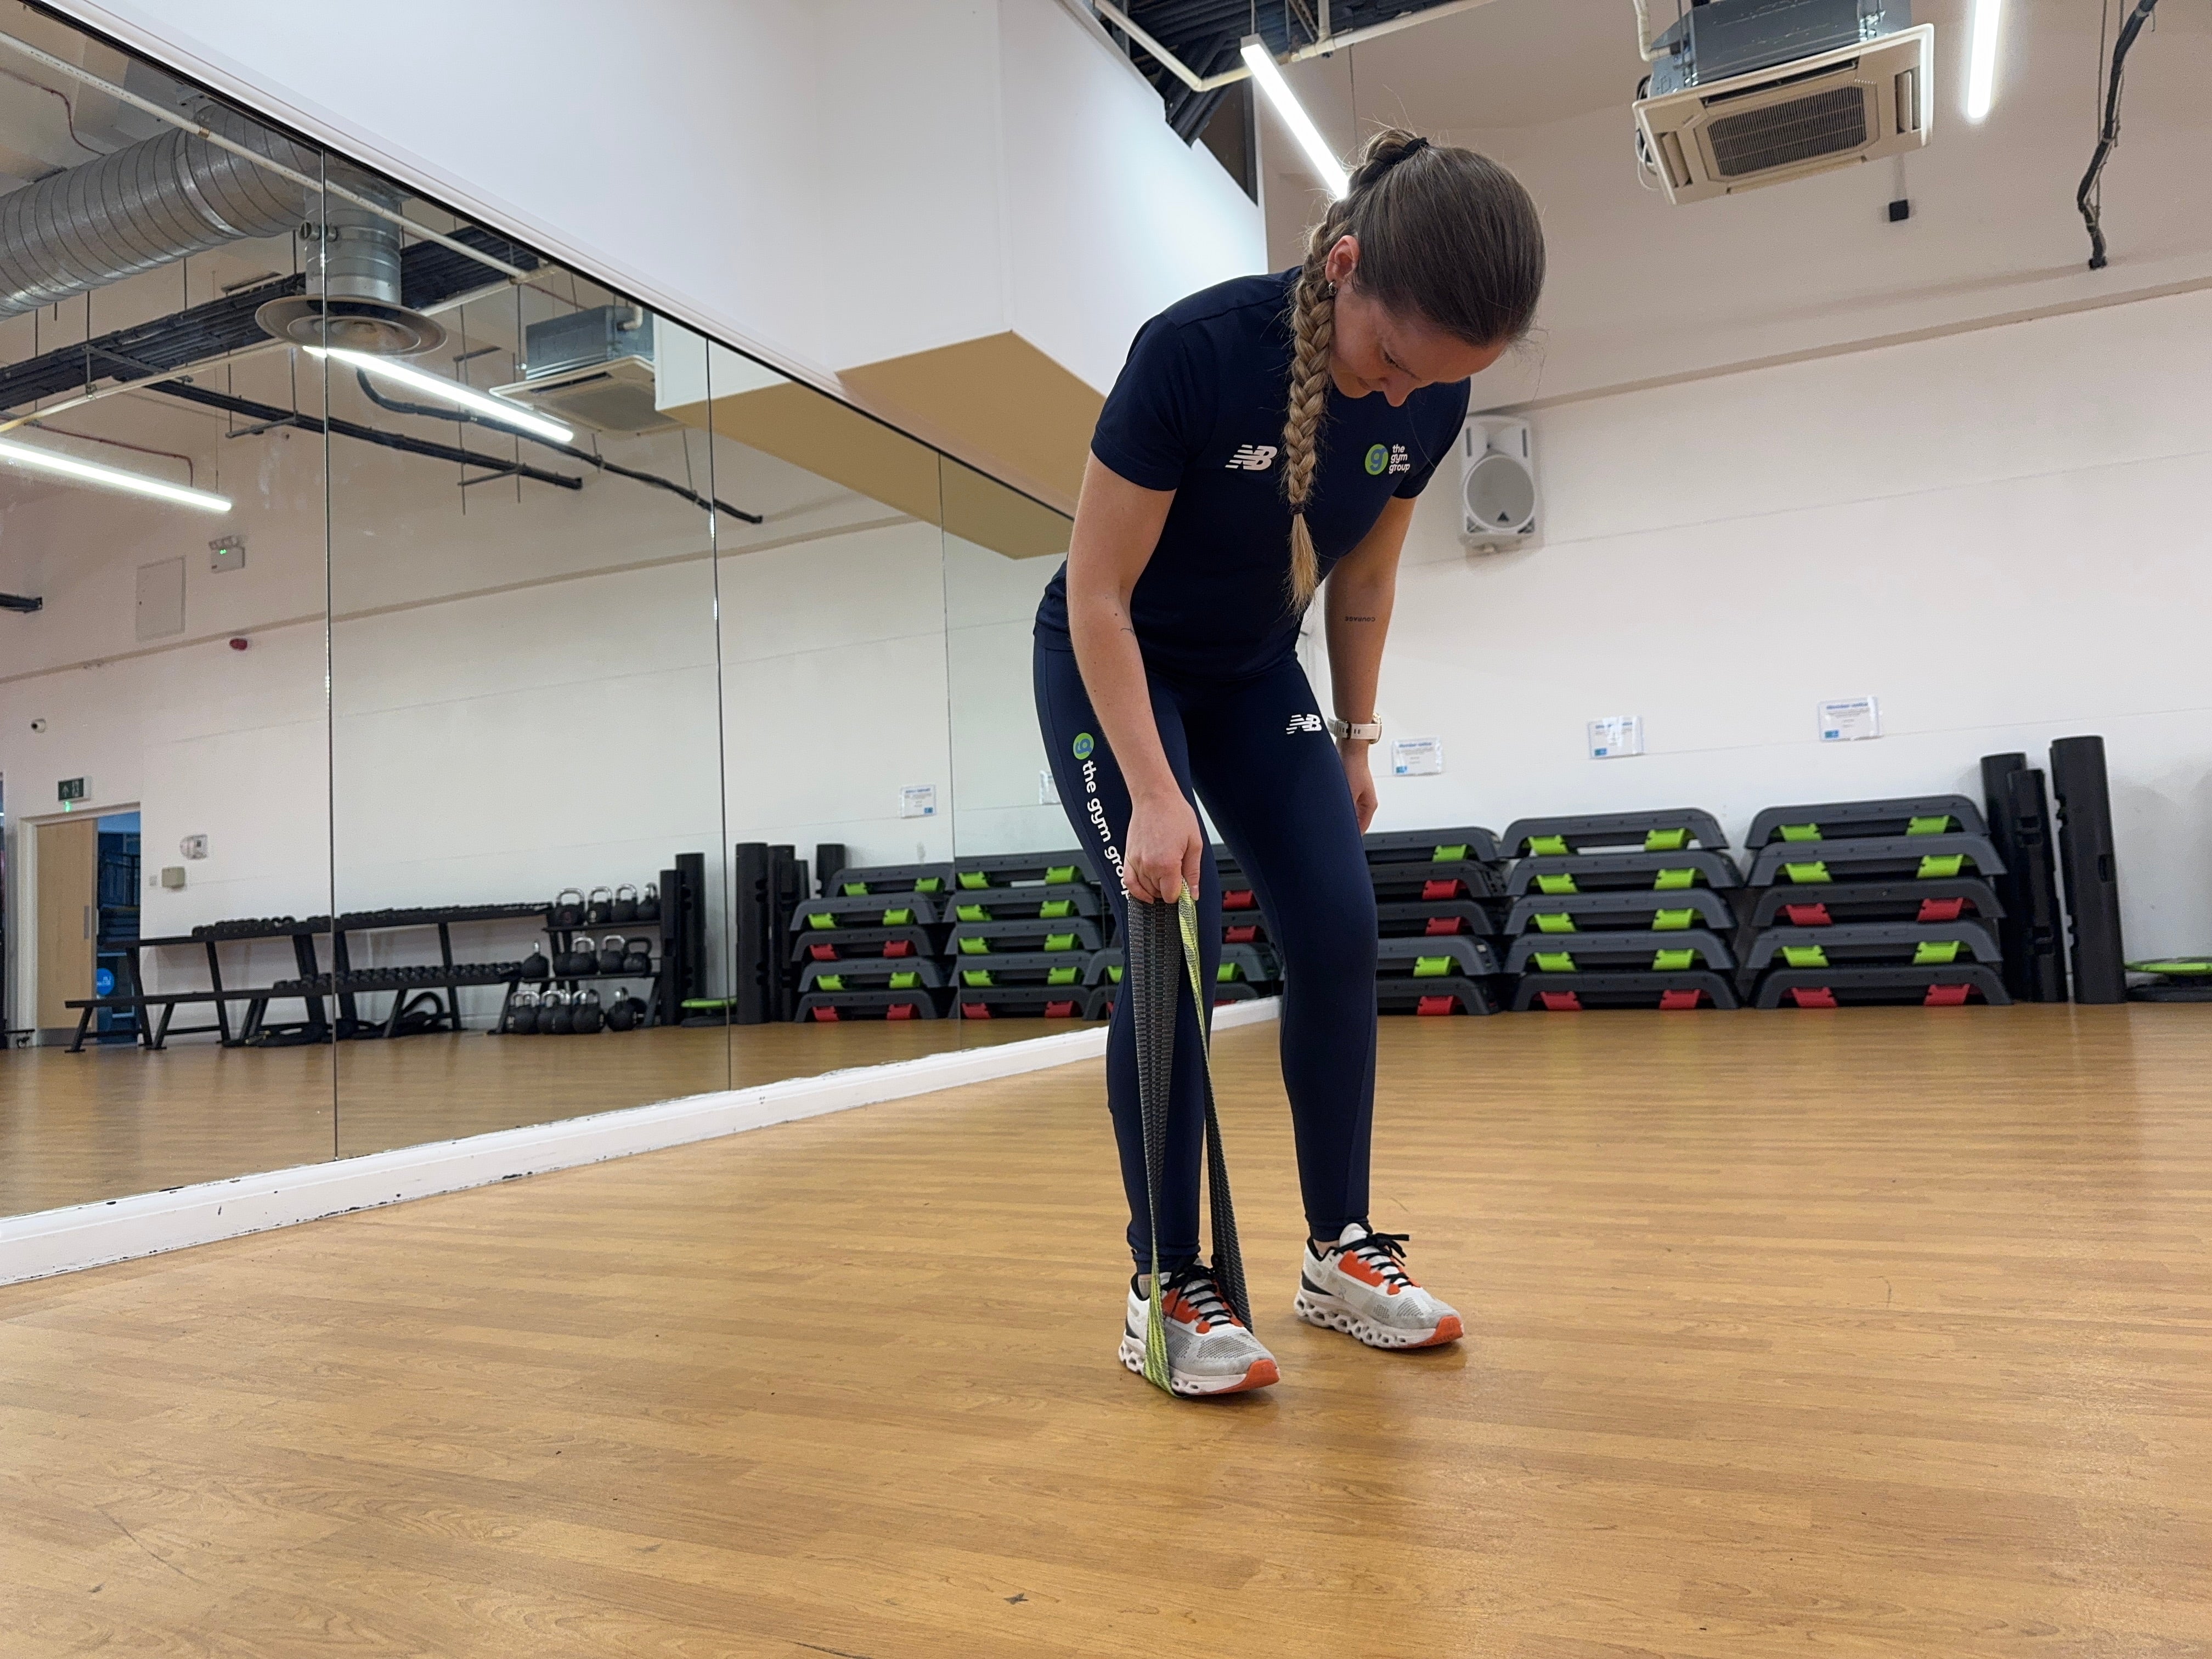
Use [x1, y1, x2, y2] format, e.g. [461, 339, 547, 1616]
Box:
[2077, 0, 2162, 270]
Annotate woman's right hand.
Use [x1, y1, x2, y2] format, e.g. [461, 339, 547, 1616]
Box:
[1123, 789, 1206, 904]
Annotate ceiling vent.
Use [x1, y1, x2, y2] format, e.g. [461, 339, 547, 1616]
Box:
[490, 305, 676, 435]
[256, 182, 446, 356]
[1635, 0, 1931, 204]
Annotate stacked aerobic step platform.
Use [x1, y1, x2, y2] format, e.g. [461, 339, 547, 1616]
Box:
[1085, 847, 1283, 1022]
[791, 860, 958, 1021]
[1736, 795, 2011, 1009]
[1364, 826, 1505, 1015]
[1498, 809, 1741, 1011]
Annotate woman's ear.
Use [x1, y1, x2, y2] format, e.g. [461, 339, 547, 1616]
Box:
[1323, 234, 1361, 287]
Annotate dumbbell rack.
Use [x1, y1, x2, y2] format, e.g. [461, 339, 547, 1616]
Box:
[498, 911, 674, 1032]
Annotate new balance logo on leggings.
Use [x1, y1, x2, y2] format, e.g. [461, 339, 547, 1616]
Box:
[1284, 713, 1324, 735]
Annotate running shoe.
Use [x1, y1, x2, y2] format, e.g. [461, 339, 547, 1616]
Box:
[1294, 1223, 1464, 1349]
[1120, 1263, 1280, 1396]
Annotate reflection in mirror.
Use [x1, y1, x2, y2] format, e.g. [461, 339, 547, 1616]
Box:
[324, 225, 732, 1152]
[0, 26, 334, 1213]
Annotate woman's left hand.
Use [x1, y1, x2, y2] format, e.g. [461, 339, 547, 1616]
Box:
[1340, 740, 1379, 833]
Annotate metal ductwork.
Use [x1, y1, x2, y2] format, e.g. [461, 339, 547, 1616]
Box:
[0, 103, 309, 319]
[0, 100, 445, 354]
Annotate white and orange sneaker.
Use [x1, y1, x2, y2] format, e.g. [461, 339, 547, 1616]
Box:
[1120, 1264, 1280, 1397]
[1294, 1224, 1464, 1349]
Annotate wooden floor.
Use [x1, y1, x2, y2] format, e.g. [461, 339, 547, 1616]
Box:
[3, 1005, 2209, 1657]
[0, 1022, 1047, 1217]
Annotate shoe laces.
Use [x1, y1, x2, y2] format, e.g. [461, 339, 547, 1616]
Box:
[1334, 1229, 1417, 1292]
[1155, 1263, 1245, 1331]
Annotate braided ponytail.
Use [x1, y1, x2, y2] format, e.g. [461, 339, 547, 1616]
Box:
[1277, 126, 1545, 612]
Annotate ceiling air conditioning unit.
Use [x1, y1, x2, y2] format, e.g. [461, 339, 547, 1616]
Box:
[490, 305, 680, 436]
[1461, 417, 1539, 555]
[1634, 0, 1932, 205]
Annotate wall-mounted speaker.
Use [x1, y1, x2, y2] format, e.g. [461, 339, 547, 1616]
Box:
[1460, 416, 1540, 554]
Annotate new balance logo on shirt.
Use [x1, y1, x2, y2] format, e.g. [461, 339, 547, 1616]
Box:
[1226, 444, 1278, 471]
[1284, 714, 1325, 735]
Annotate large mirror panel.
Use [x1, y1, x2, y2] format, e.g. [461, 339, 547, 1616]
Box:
[324, 221, 732, 1153]
[0, 35, 335, 1211]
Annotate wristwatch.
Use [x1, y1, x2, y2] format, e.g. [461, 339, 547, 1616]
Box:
[1327, 717, 1383, 743]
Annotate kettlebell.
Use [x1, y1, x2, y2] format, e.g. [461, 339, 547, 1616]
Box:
[606, 993, 642, 1032]
[596, 936, 627, 974]
[585, 885, 615, 926]
[612, 883, 640, 924]
[521, 945, 550, 980]
[540, 989, 574, 1035]
[621, 937, 653, 975]
[551, 938, 583, 977]
[507, 990, 541, 1035]
[637, 881, 661, 922]
[551, 887, 585, 928]
[571, 989, 606, 1034]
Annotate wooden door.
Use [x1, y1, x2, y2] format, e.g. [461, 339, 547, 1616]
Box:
[35, 817, 97, 1034]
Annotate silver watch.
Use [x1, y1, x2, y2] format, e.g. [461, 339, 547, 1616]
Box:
[1327, 717, 1383, 743]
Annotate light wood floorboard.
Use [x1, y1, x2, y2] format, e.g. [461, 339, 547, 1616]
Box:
[2, 1005, 2208, 1656]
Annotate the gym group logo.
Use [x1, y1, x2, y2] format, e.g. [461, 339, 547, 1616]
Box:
[1365, 442, 1412, 476]
[1226, 443, 1278, 471]
[1073, 732, 1124, 879]
[1284, 713, 1325, 736]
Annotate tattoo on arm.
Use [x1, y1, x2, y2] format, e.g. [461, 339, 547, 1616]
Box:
[1341, 614, 1378, 623]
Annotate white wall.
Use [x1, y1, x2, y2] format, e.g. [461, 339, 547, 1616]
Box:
[1344, 288, 2212, 958]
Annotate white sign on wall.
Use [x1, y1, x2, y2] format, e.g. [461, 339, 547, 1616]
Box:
[1391, 737, 1444, 777]
[1587, 715, 1645, 759]
[899, 785, 938, 818]
[1038, 769, 1060, 805]
[1818, 696, 1881, 742]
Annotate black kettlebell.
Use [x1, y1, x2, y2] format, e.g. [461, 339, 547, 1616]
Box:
[606, 994, 642, 1032]
[507, 990, 540, 1035]
[521, 945, 550, 980]
[596, 936, 627, 974]
[560, 938, 594, 977]
[612, 883, 639, 924]
[551, 887, 585, 928]
[540, 989, 573, 1035]
[636, 882, 661, 922]
[585, 885, 615, 926]
[571, 989, 606, 1034]
[621, 937, 652, 975]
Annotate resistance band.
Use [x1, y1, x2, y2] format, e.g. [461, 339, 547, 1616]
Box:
[1126, 890, 1250, 1395]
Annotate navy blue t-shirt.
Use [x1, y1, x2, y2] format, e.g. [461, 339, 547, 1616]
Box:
[1036, 269, 1469, 680]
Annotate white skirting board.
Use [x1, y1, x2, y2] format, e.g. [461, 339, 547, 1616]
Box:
[0, 998, 1280, 1287]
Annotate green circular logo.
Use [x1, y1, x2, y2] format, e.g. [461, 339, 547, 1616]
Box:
[1072, 732, 1095, 760]
[1364, 443, 1390, 476]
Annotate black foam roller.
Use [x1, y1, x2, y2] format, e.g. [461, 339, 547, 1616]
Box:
[2003, 768, 2069, 1003]
[2049, 736, 2126, 1004]
[1979, 752, 2032, 995]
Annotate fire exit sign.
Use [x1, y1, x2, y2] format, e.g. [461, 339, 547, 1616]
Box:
[57, 777, 86, 803]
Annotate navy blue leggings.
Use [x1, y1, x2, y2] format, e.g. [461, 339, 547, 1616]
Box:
[1034, 639, 1378, 1267]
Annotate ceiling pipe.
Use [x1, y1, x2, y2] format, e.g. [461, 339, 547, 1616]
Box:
[1092, 0, 1510, 93]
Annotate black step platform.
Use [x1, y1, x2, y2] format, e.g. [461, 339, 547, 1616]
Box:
[1506, 850, 1741, 896]
[788, 925, 938, 963]
[1375, 898, 1498, 939]
[1376, 935, 1502, 980]
[797, 987, 942, 1022]
[1513, 971, 1739, 1011]
[1745, 834, 2005, 889]
[952, 952, 1101, 990]
[1376, 975, 1495, 1015]
[1736, 878, 2005, 932]
[1500, 809, 1728, 857]
[940, 884, 1101, 924]
[792, 893, 943, 932]
[1505, 929, 1734, 974]
[1370, 860, 1500, 902]
[954, 986, 1093, 1019]
[1739, 921, 2003, 974]
[826, 861, 957, 897]
[947, 917, 1105, 956]
[1745, 794, 1987, 849]
[950, 850, 1097, 889]
[797, 958, 947, 994]
[1751, 965, 2011, 1008]
[1364, 826, 1505, 866]
[1502, 889, 1736, 936]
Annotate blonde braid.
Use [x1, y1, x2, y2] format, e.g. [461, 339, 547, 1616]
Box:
[1281, 209, 1344, 612]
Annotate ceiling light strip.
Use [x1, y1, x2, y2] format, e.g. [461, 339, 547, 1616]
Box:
[1240, 38, 1350, 198]
[307, 346, 574, 444]
[0, 435, 232, 512]
[1092, 0, 1507, 92]
[1965, 0, 2004, 121]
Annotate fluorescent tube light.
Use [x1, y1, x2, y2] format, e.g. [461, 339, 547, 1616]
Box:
[1240, 36, 1349, 199]
[306, 345, 575, 444]
[0, 435, 230, 513]
[1965, 0, 2003, 121]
